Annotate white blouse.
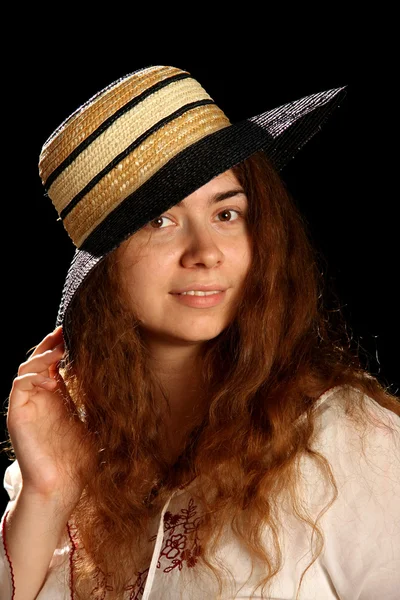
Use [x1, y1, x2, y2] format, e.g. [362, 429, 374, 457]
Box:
[1, 385, 399, 599]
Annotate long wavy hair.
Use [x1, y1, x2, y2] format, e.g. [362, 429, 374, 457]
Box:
[5, 150, 400, 599]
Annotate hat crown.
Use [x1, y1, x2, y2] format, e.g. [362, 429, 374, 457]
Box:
[39, 65, 232, 248]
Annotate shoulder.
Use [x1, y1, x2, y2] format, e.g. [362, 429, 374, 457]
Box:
[297, 384, 400, 509]
[310, 384, 400, 452]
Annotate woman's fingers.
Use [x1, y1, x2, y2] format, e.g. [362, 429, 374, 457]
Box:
[8, 373, 58, 417]
[18, 344, 65, 378]
[12, 372, 58, 393]
[26, 326, 64, 360]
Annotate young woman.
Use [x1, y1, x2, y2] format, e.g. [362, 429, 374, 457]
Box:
[1, 65, 399, 600]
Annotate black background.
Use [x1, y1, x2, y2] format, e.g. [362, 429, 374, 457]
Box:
[1, 29, 398, 514]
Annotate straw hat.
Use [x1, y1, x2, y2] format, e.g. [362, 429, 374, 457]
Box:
[38, 65, 347, 348]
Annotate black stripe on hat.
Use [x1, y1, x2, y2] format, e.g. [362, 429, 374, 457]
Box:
[44, 72, 193, 191]
[59, 98, 216, 221]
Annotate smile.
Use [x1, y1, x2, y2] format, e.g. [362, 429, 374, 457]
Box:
[170, 290, 226, 307]
[177, 290, 221, 296]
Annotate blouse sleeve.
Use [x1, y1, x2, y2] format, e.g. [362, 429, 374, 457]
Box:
[0, 460, 72, 600]
[0, 460, 21, 599]
[306, 390, 400, 600]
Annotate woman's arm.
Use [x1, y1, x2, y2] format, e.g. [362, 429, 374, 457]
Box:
[1, 486, 75, 600]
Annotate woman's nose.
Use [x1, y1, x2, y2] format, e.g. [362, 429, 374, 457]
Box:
[179, 226, 225, 268]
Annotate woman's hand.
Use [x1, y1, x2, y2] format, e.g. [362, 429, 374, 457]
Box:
[6, 326, 93, 508]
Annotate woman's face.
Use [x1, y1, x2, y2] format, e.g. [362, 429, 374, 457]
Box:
[115, 168, 252, 348]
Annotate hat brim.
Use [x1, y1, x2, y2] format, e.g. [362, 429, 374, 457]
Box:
[56, 85, 348, 346]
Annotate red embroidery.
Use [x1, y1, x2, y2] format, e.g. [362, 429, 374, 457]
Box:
[90, 567, 114, 599]
[67, 490, 202, 599]
[125, 496, 204, 596]
[2, 511, 15, 600]
[123, 568, 150, 600]
[152, 497, 203, 573]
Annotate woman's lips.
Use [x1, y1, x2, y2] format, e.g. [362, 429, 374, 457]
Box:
[170, 290, 226, 307]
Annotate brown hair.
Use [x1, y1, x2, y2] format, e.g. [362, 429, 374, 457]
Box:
[6, 150, 400, 598]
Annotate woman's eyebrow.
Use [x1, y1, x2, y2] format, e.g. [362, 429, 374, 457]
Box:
[176, 188, 246, 209]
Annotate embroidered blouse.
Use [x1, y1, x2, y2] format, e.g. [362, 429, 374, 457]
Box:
[1, 385, 399, 599]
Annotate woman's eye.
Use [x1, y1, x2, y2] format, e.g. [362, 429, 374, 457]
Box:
[148, 209, 242, 230]
[216, 209, 241, 223]
[148, 215, 174, 229]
